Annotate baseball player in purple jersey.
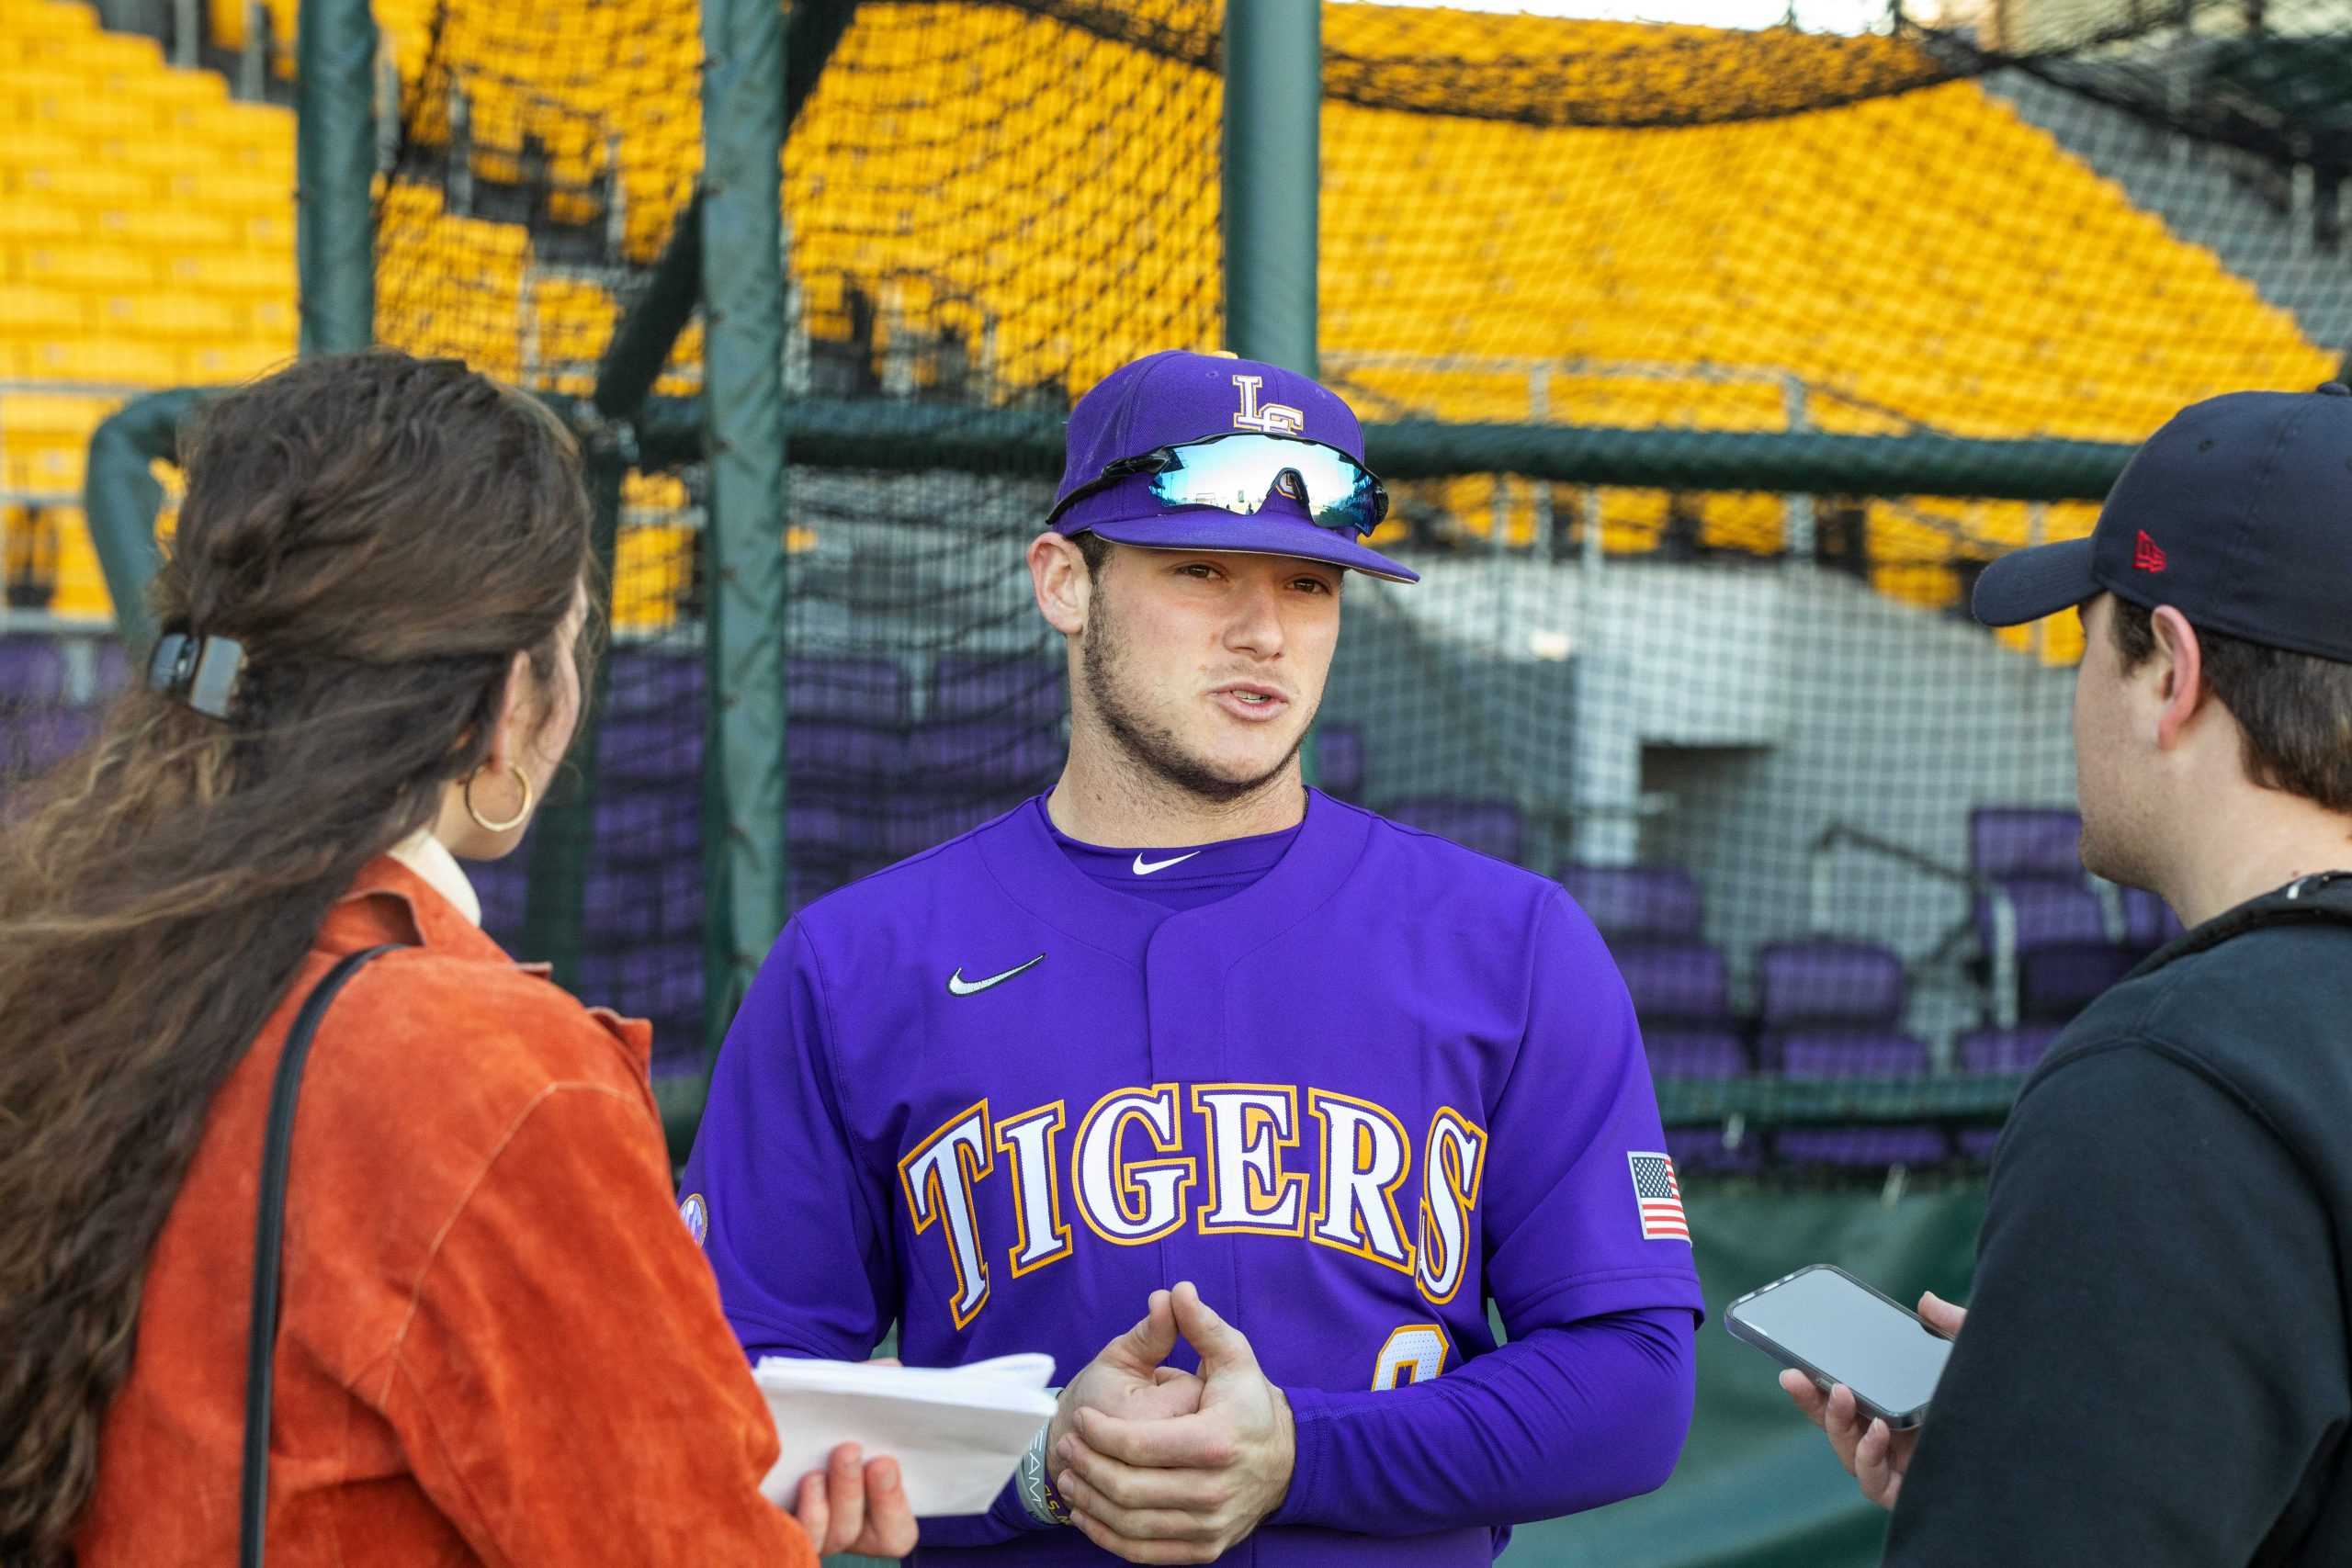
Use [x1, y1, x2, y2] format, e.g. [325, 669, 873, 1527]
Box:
[682, 351, 1702, 1565]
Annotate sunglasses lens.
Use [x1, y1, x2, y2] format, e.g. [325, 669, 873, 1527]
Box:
[1144, 438, 1387, 537]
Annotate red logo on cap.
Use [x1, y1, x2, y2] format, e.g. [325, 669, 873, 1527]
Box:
[2133, 530, 2167, 573]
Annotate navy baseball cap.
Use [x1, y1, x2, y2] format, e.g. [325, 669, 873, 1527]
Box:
[1974, 381, 2352, 663]
[1049, 350, 1419, 584]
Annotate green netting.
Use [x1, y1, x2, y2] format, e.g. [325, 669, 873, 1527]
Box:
[346, 0, 2352, 1170]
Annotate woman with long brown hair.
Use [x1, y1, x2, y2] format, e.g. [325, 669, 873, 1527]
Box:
[0, 352, 914, 1565]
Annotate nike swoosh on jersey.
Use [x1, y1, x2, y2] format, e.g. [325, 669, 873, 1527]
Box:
[1132, 852, 1202, 876]
[945, 954, 1046, 996]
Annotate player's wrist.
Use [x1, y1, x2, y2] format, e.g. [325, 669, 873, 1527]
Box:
[1021, 1390, 1076, 1528]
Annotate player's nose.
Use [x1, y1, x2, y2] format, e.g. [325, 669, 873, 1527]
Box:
[1220, 578, 1286, 660]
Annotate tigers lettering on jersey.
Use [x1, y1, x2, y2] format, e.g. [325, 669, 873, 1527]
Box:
[899, 1084, 1489, 1328]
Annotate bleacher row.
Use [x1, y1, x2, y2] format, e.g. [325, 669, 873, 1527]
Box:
[3, 0, 2336, 668]
[5, 633, 2176, 1149]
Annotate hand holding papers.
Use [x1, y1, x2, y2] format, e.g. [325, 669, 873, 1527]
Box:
[754, 1352, 1057, 1517]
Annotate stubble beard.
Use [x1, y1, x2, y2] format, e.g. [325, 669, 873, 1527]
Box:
[1079, 587, 1304, 806]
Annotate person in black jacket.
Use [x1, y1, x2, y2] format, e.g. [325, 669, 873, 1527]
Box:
[1782, 382, 2352, 1566]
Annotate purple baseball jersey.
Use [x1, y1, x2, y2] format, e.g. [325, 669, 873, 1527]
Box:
[682, 791, 1703, 1564]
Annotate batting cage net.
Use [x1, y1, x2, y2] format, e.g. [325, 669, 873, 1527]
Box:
[8, 0, 2352, 1183]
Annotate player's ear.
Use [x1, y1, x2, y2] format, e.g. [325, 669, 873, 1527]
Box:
[1029, 531, 1091, 637]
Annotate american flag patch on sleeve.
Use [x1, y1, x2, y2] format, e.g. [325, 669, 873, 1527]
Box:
[1627, 1152, 1689, 1242]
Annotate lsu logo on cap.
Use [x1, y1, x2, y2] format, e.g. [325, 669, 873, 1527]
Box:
[1232, 374, 1305, 435]
[679, 1191, 709, 1248]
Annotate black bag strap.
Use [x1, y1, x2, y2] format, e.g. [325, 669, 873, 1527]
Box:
[240, 943, 402, 1568]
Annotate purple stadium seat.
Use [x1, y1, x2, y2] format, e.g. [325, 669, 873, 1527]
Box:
[1772, 1030, 1947, 1168]
[1668, 1124, 1765, 1174]
[2122, 887, 2185, 949]
[594, 789, 702, 863]
[603, 648, 703, 716]
[791, 656, 909, 724]
[1562, 863, 1704, 942]
[577, 938, 703, 1042]
[1778, 1032, 1930, 1078]
[787, 720, 914, 786]
[1385, 797, 1525, 865]
[875, 795, 1027, 860]
[0, 637, 66, 701]
[582, 856, 706, 947]
[1614, 942, 1733, 1024]
[1757, 940, 1905, 1030]
[594, 707, 701, 784]
[1957, 1126, 2005, 1162]
[1314, 726, 1365, 799]
[1644, 1027, 1748, 1078]
[469, 853, 531, 950]
[1956, 1025, 2062, 1074]
[93, 639, 130, 698]
[931, 657, 1065, 724]
[1973, 876, 2109, 954]
[789, 796, 873, 858]
[1777, 1125, 1951, 1167]
[1969, 806, 2084, 880]
[908, 720, 1062, 790]
[2, 704, 99, 779]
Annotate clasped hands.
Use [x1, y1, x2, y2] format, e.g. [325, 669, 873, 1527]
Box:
[1047, 1280, 1296, 1564]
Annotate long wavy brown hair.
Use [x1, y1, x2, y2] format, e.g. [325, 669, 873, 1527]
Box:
[0, 352, 595, 1566]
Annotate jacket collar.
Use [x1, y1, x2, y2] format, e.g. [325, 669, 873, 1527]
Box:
[329, 855, 520, 968]
[327, 856, 656, 1067]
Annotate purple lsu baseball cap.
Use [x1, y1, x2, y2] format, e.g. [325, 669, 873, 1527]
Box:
[1049, 350, 1419, 584]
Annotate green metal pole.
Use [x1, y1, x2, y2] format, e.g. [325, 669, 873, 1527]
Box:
[541, 394, 2144, 503]
[82, 389, 204, 655]
[1222, 0, 1319, 376]
[699, 0, 792, 1057]
[297, 0, 379, 355]
[594, 1, 860, 425]
[519, 446, 622, 988]
[1224, 0, 1322, 783]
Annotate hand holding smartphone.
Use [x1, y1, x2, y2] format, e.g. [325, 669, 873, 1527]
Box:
[1727, 1263, 1955, 1429]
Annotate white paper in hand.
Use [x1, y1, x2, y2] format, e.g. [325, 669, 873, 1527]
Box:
[753, 1353, 1057, 1518]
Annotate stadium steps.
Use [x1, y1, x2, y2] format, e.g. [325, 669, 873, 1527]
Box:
[1989, 70, 2352, 355]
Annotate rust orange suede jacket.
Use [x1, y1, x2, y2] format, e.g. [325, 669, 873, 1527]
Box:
[74, 856, 818, 1567]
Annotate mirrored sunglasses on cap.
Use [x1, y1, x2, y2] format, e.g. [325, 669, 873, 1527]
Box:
[1046, 431, 1390, 539]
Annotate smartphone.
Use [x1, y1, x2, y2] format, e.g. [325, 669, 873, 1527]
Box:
[1725, 1263, 1953, 1429]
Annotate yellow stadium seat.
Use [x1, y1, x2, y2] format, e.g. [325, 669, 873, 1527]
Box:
[15, 244, 158, 294]
[17, 338, 183, 387]
[96, 208, 243, 253]
[164, 250, 290, 299]
[0, 200, 86, 246]
[181, 341, 294, 383]
[13, 1, 98, 39]
[12, 163, 162, 211]
[96, 292, 243, 343]
[0, 284, 86, 337]
[51, 510, 114, 621]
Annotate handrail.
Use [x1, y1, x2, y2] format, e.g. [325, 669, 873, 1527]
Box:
[1807, 821, 2022, 1029]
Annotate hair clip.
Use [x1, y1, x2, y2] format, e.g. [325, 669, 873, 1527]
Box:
[147, 632, 247, 721]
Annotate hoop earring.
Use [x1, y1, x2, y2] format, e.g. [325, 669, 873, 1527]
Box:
[463, 765, 534, 833]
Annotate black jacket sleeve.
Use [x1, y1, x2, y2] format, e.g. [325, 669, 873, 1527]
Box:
[1883, 1041, 2346, 1567]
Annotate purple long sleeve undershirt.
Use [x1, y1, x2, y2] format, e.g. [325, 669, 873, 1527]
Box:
[1269, 1306, 1696, 1535]
[925, 1304, 1695, 1551]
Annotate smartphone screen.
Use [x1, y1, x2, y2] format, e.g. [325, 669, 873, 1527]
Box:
[1731, 1265, 1952, 1420]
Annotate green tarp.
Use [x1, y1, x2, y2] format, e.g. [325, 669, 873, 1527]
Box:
[1508, 1183, 1984, 1567]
